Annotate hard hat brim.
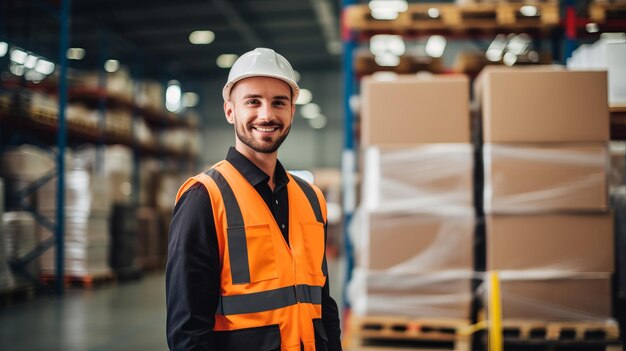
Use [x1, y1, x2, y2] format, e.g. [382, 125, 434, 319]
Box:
[222, 73, 300, 103]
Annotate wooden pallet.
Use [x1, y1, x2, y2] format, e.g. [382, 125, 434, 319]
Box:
[590, 2, 626, 22]
[40, 271, 115, 289]
[345, 2, 559, 31]
[349, 316, 472, 351]
[497, 319, 621, 342]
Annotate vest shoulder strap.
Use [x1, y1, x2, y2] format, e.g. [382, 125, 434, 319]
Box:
[290, 174, 325, 224]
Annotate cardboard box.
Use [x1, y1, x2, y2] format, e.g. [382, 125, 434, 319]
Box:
[475, 67, 609, 142]
[489, 276, 613, 321]
[362, 144, 474, 214]
[361, 75, 470, 145]
[363, 212, 474, 271]
[484, 143, 608, 213]
[487, 214, 614, 272]
[351, 269, 473, 319]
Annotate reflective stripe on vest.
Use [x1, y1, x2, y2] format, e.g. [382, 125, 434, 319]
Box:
[206, 168, 251, 285]
[216, 284, 322, 315]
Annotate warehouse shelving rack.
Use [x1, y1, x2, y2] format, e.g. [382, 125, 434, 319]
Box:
[0, 0, 198, 296]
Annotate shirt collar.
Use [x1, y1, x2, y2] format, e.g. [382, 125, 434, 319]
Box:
[225, 147, 290, 190]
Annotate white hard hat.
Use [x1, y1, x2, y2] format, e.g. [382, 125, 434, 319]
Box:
[222, 47, 299, 102]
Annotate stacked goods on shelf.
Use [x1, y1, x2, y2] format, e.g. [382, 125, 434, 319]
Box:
[0, 147, 55, 286]
[135, 207, 160, 270]
[2, 212, 37, 286]
[136, 80, 164, 111]
[568, 36, 626, 105]
[0, 178, 15, 290]
[475, 66, 615, 322]
[69, 67, 133, 99]
[349, 75, 475, 321]
[36, 162, 111, 278]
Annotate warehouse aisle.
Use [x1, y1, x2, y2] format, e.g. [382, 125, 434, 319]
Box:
[0, 274, 168, 351]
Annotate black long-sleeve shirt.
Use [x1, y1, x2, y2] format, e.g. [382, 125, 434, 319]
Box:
[166, 147, 342, 351]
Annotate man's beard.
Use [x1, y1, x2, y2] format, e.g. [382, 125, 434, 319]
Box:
[235, 121, 290, 154]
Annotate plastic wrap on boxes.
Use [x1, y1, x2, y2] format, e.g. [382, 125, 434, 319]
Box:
[37, 170, 110, 215]
[38, 212, 111, 277]
[355, 210, 475, 272]
[349, 269, 473, 319]
[483, 143, 608, 213]
[611, 186, 626, 299]
[362, 144, 474, 215]
[2, 212, 37, 284]
[482, 271, 613, 322]
[609, 141, 625, 192]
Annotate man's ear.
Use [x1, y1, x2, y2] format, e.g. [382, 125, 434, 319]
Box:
[224, 100, 235, 124]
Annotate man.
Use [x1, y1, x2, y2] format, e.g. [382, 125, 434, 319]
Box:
[166, 48, 342, 351]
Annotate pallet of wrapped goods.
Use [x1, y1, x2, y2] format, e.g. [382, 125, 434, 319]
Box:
[348, 269, 473, 351]
[136, 207, 161, 271]
[2, 212, 37, 286]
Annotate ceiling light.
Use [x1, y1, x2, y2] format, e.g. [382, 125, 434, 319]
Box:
[503, 52, 517, 66]
[34, 59, 55, 75]
[0, 42, 8, 57]
[369, 0, 408, 20]
[10, 62, 25, 76]
[67, 48, 85, 60]
[296, 89, 313, 105]
[486, 34, 507, 62]
[585, 23, 599, 33]
[10, 48, 27, 64]
[166, 80, 182, 112]
[520, 5, 538, 17]
[24, 54, 38, 69]
[369, 0, 408, 12]
[375, 54, 401, 66]
[427, 8, 440, 19]
[189, 30, 215, 45]
[425, 35, 446, 58]
[301, 103, 321, 119]
[216, 54, 238, 68]
[104, 59, 119, 73]
[370, 34, 405, 56]
[183, 92, 199, 107]
[309, 115, 328, 129]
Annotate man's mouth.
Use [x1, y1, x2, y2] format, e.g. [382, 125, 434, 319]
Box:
[252, 125, 280, 133]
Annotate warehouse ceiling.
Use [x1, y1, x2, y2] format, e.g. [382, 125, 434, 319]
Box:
[2, 0, 342, 82]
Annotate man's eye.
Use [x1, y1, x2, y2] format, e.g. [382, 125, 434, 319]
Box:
[245, 99, 260, 105]
[273, 101, 286, 107]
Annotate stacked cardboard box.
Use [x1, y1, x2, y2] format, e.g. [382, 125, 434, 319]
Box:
[350, 75, 475, 319]
[476, 66, 613, 321]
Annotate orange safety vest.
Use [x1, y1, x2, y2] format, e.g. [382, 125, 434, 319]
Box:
[175, 160, 329, 351]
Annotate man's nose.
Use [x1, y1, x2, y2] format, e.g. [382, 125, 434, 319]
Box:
[258, 103, 275, 120]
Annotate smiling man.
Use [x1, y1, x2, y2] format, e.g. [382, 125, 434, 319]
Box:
[166, 48, 342, 351]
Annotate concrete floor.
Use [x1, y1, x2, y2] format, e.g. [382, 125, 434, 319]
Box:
[0, 258, 346, 351]
[0, 274, 168, 351]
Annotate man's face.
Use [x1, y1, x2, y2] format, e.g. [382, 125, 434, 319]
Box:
[224, 76, 295, 155]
